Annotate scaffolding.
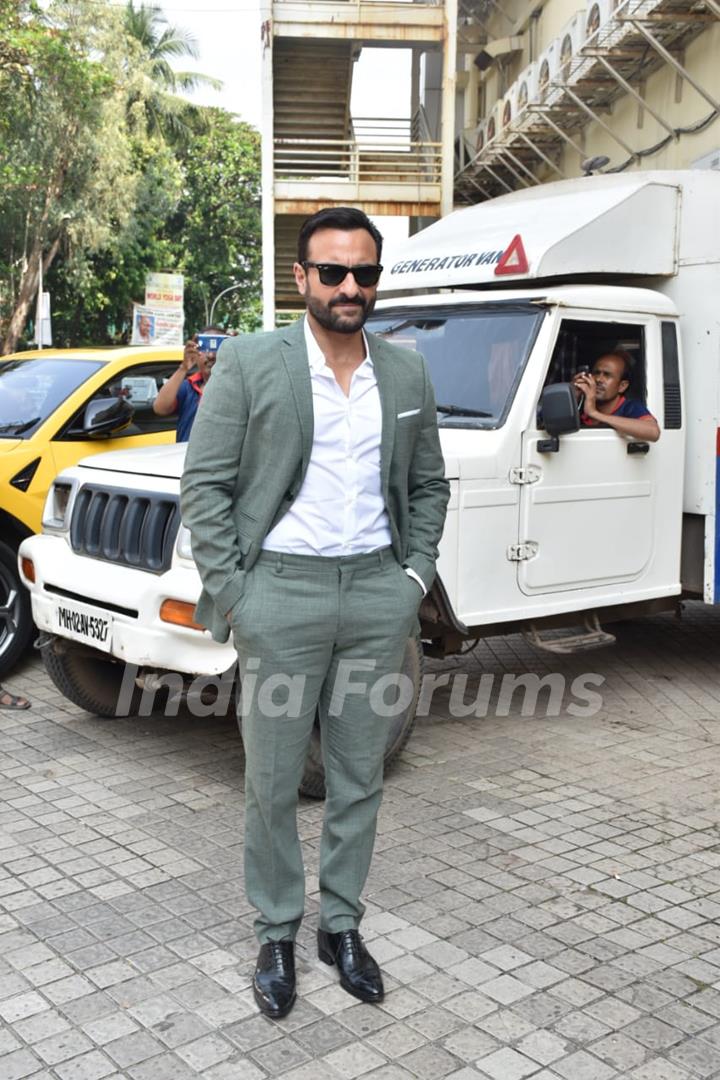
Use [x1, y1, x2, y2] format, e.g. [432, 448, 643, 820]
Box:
[454, 0, 720, 202]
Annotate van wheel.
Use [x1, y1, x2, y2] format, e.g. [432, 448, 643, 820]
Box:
[0, 540, 33, 678]
[43, 637, 140, 717]
[298, 635, 423, 800]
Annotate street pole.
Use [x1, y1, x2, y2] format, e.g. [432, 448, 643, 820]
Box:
[35, 257, 43, 351]
[208, 283, 243, 326]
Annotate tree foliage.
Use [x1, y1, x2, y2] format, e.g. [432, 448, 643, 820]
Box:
[172, 110, 262, 333]
[0, 1, 148, 352]
[0, 1, 262, 351]
[123, 2, 222, 147]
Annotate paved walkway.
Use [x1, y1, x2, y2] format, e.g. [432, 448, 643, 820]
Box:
[2, 602, 720, 1079]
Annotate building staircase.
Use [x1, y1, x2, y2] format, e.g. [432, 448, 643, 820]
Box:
[264, 0, 453, 322]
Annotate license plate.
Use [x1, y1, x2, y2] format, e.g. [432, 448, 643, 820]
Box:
[53, 599, 113, 653]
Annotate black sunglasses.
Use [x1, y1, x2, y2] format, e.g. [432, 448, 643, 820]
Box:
[301, 261, 383, 288]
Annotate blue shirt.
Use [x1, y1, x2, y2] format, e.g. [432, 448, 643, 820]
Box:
[175, 373, 204, 442]
[582, 395, 654, 427]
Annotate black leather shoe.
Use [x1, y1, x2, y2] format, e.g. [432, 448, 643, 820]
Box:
[317, 929, 384, 1003]
[253, 940, 296, 1019]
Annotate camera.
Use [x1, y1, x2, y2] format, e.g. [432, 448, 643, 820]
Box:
[197, 333, 229, 354]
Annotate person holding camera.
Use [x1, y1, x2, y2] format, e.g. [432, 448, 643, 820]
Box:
[153, 325, 227, 441]
[573, 351, 660, 442]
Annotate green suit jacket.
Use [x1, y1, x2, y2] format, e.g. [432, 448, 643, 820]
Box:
[180, 318, 450, 643]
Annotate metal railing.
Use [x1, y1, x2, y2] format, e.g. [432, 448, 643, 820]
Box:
[275, 116, 442, 185]
[275, 0, 443, 7]
[455, 0, 719, 200]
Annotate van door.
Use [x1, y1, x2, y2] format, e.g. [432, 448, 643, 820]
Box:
[517, 314, 668, 595]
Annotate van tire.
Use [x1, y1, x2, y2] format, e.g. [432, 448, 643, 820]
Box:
[43, 637, 140, 717]
[297, 635, 423, 800]
[0, 540, 33, 678]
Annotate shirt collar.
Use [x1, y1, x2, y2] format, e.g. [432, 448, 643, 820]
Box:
[303, 315, 373, 375]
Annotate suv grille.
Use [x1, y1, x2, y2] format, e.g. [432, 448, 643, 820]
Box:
[69, 485, 180, 573]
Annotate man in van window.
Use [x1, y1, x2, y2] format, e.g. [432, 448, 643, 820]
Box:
[573, 350, 660, 442]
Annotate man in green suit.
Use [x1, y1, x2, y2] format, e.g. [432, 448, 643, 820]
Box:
[181, 207, 449, 1019]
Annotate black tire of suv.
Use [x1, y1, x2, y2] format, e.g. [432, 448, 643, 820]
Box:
[297, 634, 424, 799]
[43, 637, 140, 717]
[0, 539, 34, 678]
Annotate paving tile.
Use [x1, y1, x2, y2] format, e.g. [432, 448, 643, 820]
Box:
[0, 989, 49, 1022]
[479, 976, 534, 1005]
[628, 1061, 694, 1079]
[622, 1017, 685, 1051]
[325, 1041, 387, 1078]
[367, 1021, 427, 1059]
[251, 1033, 312, 1074]
[34, 1029, 95, 1064]
[103, 1029, 165, 1069]
[0, 1048, 43, 1080]
[516, 1030, 568, 1065]
[477, 1046, 541, 1080]
[589, 1032, 648, 1071]
[667, 1035, 720, 1076]
[52, 1049, 117, 1080]
[552, 1049, 617, 1079]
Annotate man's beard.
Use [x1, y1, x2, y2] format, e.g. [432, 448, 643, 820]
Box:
[305, 289, 375, 334]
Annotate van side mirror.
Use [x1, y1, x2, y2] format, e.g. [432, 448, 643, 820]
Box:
[539, 383, 580, 437]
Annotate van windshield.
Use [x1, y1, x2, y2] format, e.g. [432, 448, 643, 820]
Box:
[368, 304, 544, 427]
[0, 358, 104, 439]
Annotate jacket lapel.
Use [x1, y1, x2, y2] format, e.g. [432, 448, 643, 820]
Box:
[368, 332, 396, 499]
[280, 319, 314, 475]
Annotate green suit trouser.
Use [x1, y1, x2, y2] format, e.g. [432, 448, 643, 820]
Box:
[229, 546, 422, 943]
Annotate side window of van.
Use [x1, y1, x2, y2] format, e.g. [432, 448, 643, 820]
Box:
[544, 319, 647, 407]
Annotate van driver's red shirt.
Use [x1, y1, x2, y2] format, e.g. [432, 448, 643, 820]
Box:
[582, 395, 654, 427]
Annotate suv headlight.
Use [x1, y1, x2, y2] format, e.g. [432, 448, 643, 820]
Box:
[175, 524, 194, 562]
[42, 481, 74, 531]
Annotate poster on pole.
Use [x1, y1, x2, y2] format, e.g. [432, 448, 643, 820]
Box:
[145, 272, 184, 309]
[131, 304, 184, 347]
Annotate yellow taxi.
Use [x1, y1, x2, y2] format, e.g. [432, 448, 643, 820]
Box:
[0, 346, 183, 674]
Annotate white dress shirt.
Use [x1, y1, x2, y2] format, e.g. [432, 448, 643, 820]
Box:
[263, 320, 426, 594]
[263, 318, 393, 556]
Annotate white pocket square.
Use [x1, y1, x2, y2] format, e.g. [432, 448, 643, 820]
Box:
[397, 408, 421, 419]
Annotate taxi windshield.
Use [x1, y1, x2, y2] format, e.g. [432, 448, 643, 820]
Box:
[0, 358, 104, 439]
[368, 303, 545, 427]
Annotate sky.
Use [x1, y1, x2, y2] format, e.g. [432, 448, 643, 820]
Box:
[161, 0, 411, 243]
[167, 1, 410, 126]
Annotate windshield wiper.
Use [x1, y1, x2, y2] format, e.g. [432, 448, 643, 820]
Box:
[374, 318, 414, 337]
[0, 417, 41, 434]
[436, 404, 492, 418]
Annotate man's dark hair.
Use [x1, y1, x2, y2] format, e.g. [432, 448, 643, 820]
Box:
[596, 348, 634, 383]
[297, 207, 383, 264]
[609, 348, 633, 383]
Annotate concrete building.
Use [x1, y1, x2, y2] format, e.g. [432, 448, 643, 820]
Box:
[456, 0, 720, 202]
[260, 0, 458, 325]
[260, 0, 718, 323]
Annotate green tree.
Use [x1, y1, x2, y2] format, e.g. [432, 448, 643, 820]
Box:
[0, 4, 261, 350]
[172, 109, 262, 333]
[124, 2, 221, 146]
[47, 111, 262, 345]
[47, 143, 183, 345]
[0, 1, 146, 353]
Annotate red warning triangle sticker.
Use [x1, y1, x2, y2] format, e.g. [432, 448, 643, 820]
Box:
[495, 234, 529, 276]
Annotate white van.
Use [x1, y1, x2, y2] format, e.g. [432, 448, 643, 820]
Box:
[19, 170, 719, 791]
